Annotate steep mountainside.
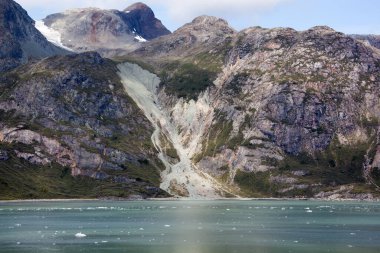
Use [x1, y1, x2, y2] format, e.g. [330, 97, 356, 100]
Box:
[37, 2, 170, 57]
[351, 34, 380, 50]
[0, 0, 68, 72]
[1, 0, 380, 200]
[126, 18, 380, 199]
[0, 52, 168, 199]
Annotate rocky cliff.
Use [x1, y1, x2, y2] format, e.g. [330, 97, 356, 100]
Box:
[37, 2, 170, 57]
[1, 0, 380, 199]
[127, 18, 380, 199]
[0, 52, 168, 199]
[0, 0, 68, 73]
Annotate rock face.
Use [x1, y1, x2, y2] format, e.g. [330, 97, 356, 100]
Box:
[0, 150, 8, 160]
[129, 18, 380, 198]
[1, 0, 380, 199]
[0, 52, 168, 199]
[0, 0, 68, 72]
[351, 34, 380, 50]
[133, 15, 236, 61]
[39, 2, 170, 57]
[124, 2, 170, 40]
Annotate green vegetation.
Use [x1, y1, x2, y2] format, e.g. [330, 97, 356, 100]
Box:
[161, 40, 232, 100]
[360, 116, 379, 128]
[159, 133, 179, 160]
[279, 136, 376, 186]
[0, 143, 167, 200]
[234, 170, 276, 197]
[118, 161, 162, 186]
[261, 156, 280, 167]
[225, 71, 250, 94]
[194, 115, 233, 162]
[161, 63, 217, 100]
[227, 115, 252, 150]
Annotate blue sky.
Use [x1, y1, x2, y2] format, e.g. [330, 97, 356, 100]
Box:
[16, 0, 380, 34]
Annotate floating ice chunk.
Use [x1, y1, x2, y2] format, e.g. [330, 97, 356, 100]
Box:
[164, 225, 171, 227]
[75, 232, 87, 238]
[16, 242, 21, 245]
[139, 228, 144, 231]
[306, 210, 313, 213]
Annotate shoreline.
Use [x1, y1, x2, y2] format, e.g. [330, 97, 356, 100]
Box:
[0, 197, 379, 203]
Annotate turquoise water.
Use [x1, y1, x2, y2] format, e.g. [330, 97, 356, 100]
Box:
[0, 200, 379, 253]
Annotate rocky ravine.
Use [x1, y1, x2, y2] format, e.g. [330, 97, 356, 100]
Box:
[127, 16, 380, 199]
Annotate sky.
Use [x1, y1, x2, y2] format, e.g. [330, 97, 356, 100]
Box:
[15, 0, 380, 34]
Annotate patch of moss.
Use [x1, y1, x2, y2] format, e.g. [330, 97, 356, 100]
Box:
[0, 142, 168, 200]
[161, 63, 217, 100]
[234, 170, 277, 197]
[279, 136, 376, 186]
[225, 71, 250, 94]
[195, 115, 233, 161]
[261, 156, 280, 167]
[159, 133, 179, 160]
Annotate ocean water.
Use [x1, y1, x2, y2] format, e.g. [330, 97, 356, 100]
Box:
[0, 200, 379, 253]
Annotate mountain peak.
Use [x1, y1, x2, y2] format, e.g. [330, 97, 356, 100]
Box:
[125, 2, 151, 12]
[39, 2, 170, 56]
[306, 25, 338, 34]
[191, 15, 230, 26]
[176, 15, 235, 36]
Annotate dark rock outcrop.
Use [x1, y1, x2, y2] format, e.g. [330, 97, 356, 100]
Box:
[0, 0, 68, 72]
[124, 2, 171, 40]
[0, 150, 8, 160]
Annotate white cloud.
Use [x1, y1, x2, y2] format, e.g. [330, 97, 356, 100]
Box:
[15, 0, 290, 30]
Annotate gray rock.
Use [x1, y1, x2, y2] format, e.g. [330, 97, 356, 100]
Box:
[0, 150, 9, 160]
[0, 0, 68, 72]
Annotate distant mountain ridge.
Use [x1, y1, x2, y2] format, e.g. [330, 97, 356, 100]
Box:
[350, 34, 380, 50]
[37, 2, 171, 57]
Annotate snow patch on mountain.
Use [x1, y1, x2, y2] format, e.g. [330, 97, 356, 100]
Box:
[35, 20, 72, 51]
[134, 35, 147, 42]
